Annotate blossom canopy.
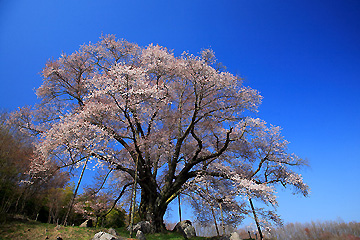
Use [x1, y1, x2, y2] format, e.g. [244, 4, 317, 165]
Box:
[12, 35, 309, 232]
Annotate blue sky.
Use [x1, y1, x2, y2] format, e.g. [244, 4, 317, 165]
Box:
[1, 0, 359, 226]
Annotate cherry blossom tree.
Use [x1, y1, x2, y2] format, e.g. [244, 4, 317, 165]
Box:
[183, 118, 309, 236]
[11, 35, 309, 232]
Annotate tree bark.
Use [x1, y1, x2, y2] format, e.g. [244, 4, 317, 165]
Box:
[219, 201, 225, 235]
[138, 187, 167, 232]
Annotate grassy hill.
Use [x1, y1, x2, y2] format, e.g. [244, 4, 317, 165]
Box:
[3, 217, 358, 240]
[0, 220, 114, 240]
[0, 219, 208, 240]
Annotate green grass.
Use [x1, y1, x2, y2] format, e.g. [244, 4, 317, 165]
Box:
[0, 220, 212, 240]
[2, 218, 358, 240]
[0, 220, 128, 240]
[145, 231, 209, 240]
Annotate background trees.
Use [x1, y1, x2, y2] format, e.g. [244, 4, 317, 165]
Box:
[11, 35, 309, 232]
[0, 112, 73, 223]
[0, 112, 32, 217]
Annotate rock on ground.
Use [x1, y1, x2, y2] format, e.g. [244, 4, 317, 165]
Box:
[79, 219, 93, 227]
[230, 232, 242, 240]
[107, 228, 118, 236]
[215, 232, 242, 240]
[92, 231, 119, 240]
[173, 220, 196, 239]
[136, 230, 146, 240]
[128, 221, 153, 234]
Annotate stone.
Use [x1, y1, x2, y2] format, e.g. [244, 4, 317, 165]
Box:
[183, 225, 196, 239]
[80, 219, 93, 227]
[215, 232, 242, 240]
[107, 228, 118, 236]
[173, 220, 196, 239]
[136, 230, 146, 240]
[128, 221, 153, 234]
[92, 231, 119, 240]
[230, 232, 242, 240]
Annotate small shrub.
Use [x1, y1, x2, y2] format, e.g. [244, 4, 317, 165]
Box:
[103, 208, 126, 228]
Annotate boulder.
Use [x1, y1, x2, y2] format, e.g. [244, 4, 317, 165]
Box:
[216, 232, 242, 240]
[107, 228, 118, 236]
[93, 231, 119, 240]
[173, 220, 196, 239]
[80, 219, 93, 227]
[136, 230, 146, 240]
[230, 232, 242, 240]
[128, 221, 153, 234]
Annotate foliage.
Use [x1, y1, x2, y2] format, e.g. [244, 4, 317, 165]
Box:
[10, 34, 309, 231]
[74, 192, 112, 221]
[73, 190, 127, 228]
[0, 112, 32, 217]
[103, 208, 126, 228]
[0, 111, 76, 225]
[44, 184, 74, 224]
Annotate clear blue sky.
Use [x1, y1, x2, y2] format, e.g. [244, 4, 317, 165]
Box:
[1, 0, 359, 226]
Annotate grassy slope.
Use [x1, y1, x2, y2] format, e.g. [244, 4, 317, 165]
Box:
[0, 220, 208, 240]
[0, 220, 111, 240]
[2, 219, 359, 240]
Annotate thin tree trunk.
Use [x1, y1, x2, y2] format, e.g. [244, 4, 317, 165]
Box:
[3, 196, 14, 213]
[219, 201, 225, 235]
[62, 158, 88, 226]
[128, 188, 134, 226]
[178, 194, 182, 222]
[210, 205, 220, 236]
[249, 197, 263, 240]
[14, 188, 26, 213]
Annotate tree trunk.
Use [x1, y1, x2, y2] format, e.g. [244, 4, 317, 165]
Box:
[219, 202, 225, 235]
[178, 194, 182, 222]
[62, 158, 88, 226]
[210, 205, 220, 236]
[137, 182, 168, 233]
[249, 197, 263, 240]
